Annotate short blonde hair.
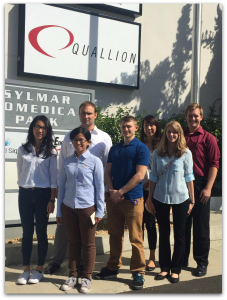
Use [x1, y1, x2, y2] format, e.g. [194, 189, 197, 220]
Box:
[185, 103, 203, 117]
[157, 120, 186, 157]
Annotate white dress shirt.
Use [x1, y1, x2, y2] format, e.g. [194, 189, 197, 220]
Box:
[17, 145, 58, 188]
[59, 125, 112, 176]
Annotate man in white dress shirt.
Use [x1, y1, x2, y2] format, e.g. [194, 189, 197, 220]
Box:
[44, 101, 112, 274]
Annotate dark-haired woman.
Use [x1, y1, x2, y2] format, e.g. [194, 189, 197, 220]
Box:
[140, 115, 161, 271]
[57, 127, 104, 294]
[16, 115, 57, 285]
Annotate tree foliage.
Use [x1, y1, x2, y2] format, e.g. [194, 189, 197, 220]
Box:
[95, 105, 222, 184]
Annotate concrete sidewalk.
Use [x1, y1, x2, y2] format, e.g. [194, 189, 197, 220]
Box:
[5, 211, 222, 294]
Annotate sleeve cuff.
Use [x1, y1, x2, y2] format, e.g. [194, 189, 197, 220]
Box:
[150, 174, 158, 183]
[185, 174, 195, 182]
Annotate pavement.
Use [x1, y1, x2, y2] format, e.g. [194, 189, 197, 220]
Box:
[5, 211, 223, 294]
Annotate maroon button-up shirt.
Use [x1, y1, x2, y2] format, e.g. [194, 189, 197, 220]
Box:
[184, 126, 220, 178]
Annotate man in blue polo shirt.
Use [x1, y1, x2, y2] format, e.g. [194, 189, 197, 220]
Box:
[94, 116, 150, 290]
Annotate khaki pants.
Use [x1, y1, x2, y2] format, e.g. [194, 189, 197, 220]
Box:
[106, 197, 146, 275]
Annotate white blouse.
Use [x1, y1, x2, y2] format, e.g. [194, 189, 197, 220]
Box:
[17, 145, 58, 188]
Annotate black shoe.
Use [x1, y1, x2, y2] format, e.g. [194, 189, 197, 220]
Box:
[194, 265, 207, 277]
[93, 267, 119, 280]
[146, 265, 155, 271]
[154, 272, 169, 280]
[131, 273, 144, 290]
[44, 262, 60, 274]
[169, 275, 179, 284]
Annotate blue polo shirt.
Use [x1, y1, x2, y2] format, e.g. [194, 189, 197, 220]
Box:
[107, 137, 150, 200]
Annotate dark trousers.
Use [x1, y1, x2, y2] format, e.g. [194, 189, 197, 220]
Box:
[18, 187, 51, 266]
[62, 203, 97, 279]
[184, 177, 210, 267]
[154, 198, 189, 274]
[142, 190, 157, 250]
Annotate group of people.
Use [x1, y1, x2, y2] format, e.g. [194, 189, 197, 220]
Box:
[16, 101, 220, 293]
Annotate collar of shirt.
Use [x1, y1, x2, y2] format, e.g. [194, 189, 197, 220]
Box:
[119, 137, 138, 147]
[73, 149, 90, 160]
[90, 125, 99, 135]
[184, 126, 204, 136]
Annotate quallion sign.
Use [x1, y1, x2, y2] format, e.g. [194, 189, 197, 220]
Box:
[18, 4, 141, 88]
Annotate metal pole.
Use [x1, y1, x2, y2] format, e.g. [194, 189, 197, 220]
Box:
[191, 4, 202, 104]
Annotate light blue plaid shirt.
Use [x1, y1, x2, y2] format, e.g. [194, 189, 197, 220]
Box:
[150, 148, 195, 204]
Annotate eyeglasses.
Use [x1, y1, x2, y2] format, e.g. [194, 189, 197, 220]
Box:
[72, 138, 87, 144]
[34, 125, 47, 131]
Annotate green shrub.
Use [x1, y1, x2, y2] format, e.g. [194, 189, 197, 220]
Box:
[96, 105, 222, 183]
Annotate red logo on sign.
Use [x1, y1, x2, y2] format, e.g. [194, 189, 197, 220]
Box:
[28, 25, 74, 58]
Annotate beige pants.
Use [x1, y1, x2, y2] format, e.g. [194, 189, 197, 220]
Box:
[106, 197, 146, 275]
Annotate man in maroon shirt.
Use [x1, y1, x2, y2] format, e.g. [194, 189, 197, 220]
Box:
[183, 103, 220, 277]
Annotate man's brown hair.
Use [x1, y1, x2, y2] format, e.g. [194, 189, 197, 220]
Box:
[79, 101, 97, 113]
[185, 103, 203, 116]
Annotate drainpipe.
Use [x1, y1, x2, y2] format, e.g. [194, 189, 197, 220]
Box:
[191, 4, 202, 104]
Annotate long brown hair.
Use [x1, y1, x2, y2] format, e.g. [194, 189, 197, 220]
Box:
[157, 120, 186, 157]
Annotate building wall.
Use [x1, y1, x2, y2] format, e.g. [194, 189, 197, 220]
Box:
[4, 3, 222, 228]
[5, 3, 222, 118]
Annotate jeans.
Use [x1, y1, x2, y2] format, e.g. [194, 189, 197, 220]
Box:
[184, 177, 210, 267]
[154, 198, 189, 274]
[142, 190, 157, 250]
[18, 187, 51, 266]
[106, 197, 146, 275]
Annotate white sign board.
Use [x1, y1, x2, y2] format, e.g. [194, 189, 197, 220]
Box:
[18, 4, 141, 88]
[5, 79, 95, 225]
[5, 131, 65, 160]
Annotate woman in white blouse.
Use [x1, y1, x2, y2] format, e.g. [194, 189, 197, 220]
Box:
[16, 115, 57, 285]
[147, 121, 195, 283]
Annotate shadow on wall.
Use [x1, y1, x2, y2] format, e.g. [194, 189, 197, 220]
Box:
[180, 5, 222, 116]
[96, 4, 193, 119]
[96, 5, 221, 120]
[199, 4, 222, 117]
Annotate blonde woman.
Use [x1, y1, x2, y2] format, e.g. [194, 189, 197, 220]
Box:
[147, 121, 195, 283]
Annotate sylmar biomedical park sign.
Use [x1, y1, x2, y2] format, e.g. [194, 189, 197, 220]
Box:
[5, 79, 95, 225]
[5, 79, 95, 160]
[5, 80, 94, 132]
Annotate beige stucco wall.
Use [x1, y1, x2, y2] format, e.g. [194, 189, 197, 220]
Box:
[5, 3, 222, 118]
[4, 3, 222, 225]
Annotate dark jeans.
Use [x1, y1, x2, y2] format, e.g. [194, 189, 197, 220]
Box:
[18, 187, 51, 266]
[154, 198, 189, 274]
[184, 177, 210, 267]
[142, 190, 157, 250]
[62, 203, 97, 279]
